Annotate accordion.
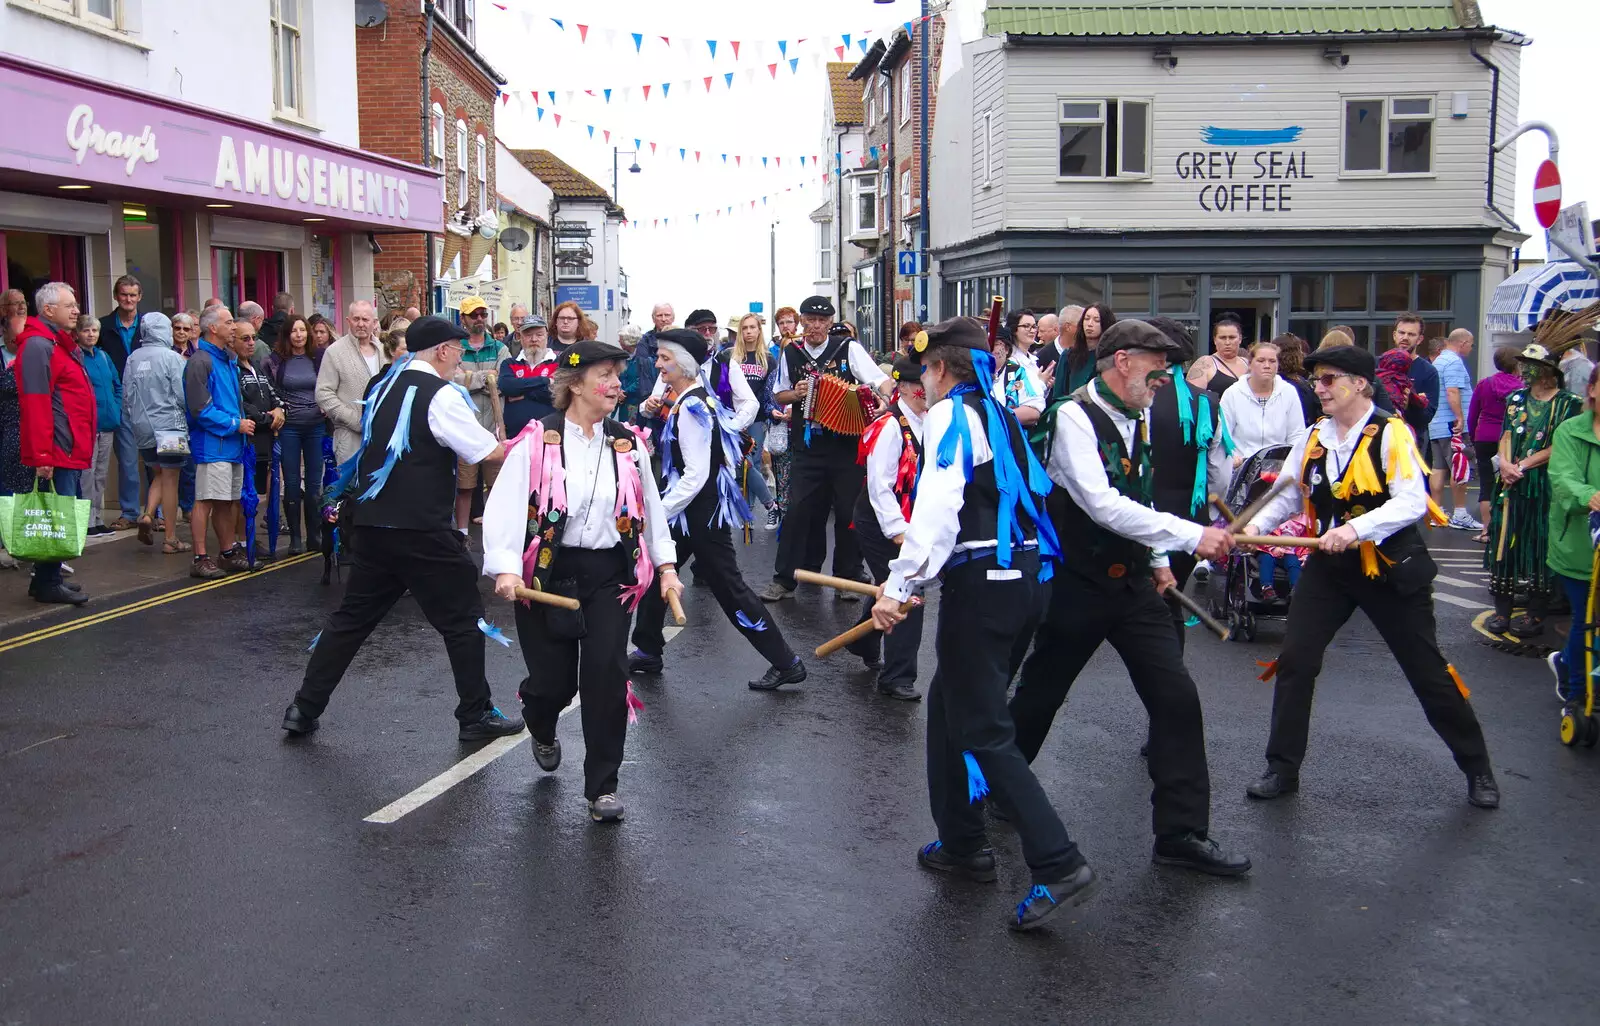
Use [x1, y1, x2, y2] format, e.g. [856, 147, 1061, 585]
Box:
[803, 373, 878, 436]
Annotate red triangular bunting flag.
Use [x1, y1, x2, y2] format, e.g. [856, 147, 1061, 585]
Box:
[530, 91, 538, 103]
[553, 113, 562, 127]
[577, 24, 588, 42]
[660, 36, 670, 46]
[604, 130, 611, 143]
[695, 151, 701, 162]
[736, 156, 742, 166]
[649, 141, 657, 155]
[834, 45, 845, 60]
[499, 92, 509, 104]
[642, 84, 651, 100]
[776, 157, 782, 167]
[704, 76, 713, 92]
[768, 63, 778, 79]
[731, 41, 741, 59]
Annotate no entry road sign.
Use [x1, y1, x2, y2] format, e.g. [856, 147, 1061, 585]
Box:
[1534, 160, 1562, 229]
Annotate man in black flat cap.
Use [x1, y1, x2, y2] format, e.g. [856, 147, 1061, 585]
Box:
[1241, 344, 1499, 810]
[761, 295, 893, 602]
[1011, 318, 1251, 878]
[282, 315, 524, 742]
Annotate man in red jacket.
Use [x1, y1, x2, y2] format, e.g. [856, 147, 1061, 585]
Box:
[13, 282, 96, 605]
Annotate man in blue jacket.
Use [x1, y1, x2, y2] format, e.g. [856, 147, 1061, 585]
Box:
[98, 273, 144, 529]
[498, 314, 557, 438]
[184, 305, 252, 580]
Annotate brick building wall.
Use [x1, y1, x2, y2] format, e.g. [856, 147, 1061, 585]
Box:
[356, 9, 501, 313]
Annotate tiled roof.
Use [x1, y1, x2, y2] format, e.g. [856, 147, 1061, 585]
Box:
[985, 1, 1477, 38]
[508, 149, 611, 201]
[827, 62, 863, 125]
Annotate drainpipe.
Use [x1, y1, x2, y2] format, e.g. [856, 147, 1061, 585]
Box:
[1468, 38, 1519, 231]
[421, 2, 437, 313]
[918, 0, 930, 322]
[884, 64, 896, 349]
[836, 130, 845, 310]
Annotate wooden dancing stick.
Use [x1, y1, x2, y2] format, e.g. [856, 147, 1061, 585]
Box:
[794, 569, 880, 597]
[1165, 586, 1231, 642]
[1495, 491, 1512, 561]
[815, 603, 914, 658]
[1209, 494, 1238, 523]
[667, 589, 687, 626]
[512, 586, 582, 611]
[1225, 474, 1296, 534]
[1232, 534, 1324, 550]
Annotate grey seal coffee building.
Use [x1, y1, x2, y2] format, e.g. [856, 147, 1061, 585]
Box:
[928, 0, 1527, 362]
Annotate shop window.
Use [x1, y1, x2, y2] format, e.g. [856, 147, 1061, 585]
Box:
[454, 121, 469, 210]
[1343, 96, 1433, 175]
[1156, 276, 1197, 315]
[213, 248, 285, 314]
[1211, 276, 1277, 295]
[1020, 276, 1058, 314]
[1288, 319, 1324, 346]
[270, 0, 304, 120]
[956, 279, 976, 316]
[1063, 275, 1103, 310]
[1058, 98, 1151, 179]
[1417, 272, 1452, 312]
[1111, 275, 1152, 313]
[1332, 273, 1369, 312]
[310, 235, 338, 322]
[2, 231, 88, 313]
[1290, 274, 1326, 312]
[852, 175, 877, 236]
[119, 206, 169, 314]
[1374, 273, 1411, 312]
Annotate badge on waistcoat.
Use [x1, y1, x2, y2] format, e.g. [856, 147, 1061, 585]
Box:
[1107, 564, 1127, 579]
[614, 438, 633, 453]
[544, 430, 562, 444]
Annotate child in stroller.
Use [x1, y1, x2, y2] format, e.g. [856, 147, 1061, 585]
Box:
[1207, 444, 1297, 640]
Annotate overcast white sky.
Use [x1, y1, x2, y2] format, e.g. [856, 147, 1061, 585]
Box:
[480, 0, 1596, 330]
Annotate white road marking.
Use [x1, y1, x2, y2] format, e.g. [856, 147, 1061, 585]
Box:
[363, 625, 683, 824]
[1433, 574, 1484, 589]
[1435, 591, 1491, 610]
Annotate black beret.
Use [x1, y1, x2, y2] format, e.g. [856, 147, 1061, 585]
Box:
[684, 308, 717, 328]
[1096, 318, 1181, 361]
[799, 295, 835, 318]
[656, 327, 710, 366]
[1146, 317, 1197, 364]
[404, 315, 469, 352]
[910, 316, 988, 362]
[889, 356, 922, 383]
[1305, 344, 1377, 382]
[557, 339, 628, 370]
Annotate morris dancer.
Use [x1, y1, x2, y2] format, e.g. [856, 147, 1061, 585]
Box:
[869, 317, 1089, 933]
[1243, 344, 1499, 809]
[631, 329, 808, 691]
[1011, 319, 1250, 877]
[845, 356, 928, 699]
[483, 340, 681, 824]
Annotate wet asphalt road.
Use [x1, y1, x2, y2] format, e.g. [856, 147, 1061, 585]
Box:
[1, 530, 1597, 1025]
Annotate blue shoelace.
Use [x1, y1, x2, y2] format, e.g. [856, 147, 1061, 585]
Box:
[1015, 884, 1057, 923]
[921, 841, 942, 857]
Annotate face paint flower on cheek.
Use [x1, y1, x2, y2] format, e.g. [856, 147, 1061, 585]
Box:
[1144, 368, 1171, 388]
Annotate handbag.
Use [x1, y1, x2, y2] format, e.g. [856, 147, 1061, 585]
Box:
[0, 479, 91, 561]
[155, 428, 190, 456]
[765, 420, 789, 456]
[542, 576, 587, 641]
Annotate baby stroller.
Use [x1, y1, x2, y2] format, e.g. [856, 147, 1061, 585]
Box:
[1206, 444, 1296, 642]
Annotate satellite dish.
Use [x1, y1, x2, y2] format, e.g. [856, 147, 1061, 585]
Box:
[500, 227, 531, 252]
[354, 0, 388, 28]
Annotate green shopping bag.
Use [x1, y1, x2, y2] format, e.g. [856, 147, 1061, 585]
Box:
[0, 479, 91, 561]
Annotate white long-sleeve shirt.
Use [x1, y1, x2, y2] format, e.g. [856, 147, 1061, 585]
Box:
[994, 355, 1046, 413]
[772, 337, 889, 393]
[864, 406, 926, 539]
[482, 417, 676, 578]
[883, 398, 991, 602]
[1049, 386, 1205, 570]
[1248, 405, 1428, 544]
[658, 393, 716, 522]
[1219, 376, 1304, 460]
[649, 350, 759, 431]
[404, 361, 499, 463]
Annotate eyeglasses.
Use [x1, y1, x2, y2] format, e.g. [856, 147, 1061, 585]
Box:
[1314, 373, 1349, 388]
[465, 310, 489, 318]
[1017, 322, 1036, 331]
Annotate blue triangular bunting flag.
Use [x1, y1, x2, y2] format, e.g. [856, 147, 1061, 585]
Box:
[632, 32, 643, 52]
[707, 40, 717, 58]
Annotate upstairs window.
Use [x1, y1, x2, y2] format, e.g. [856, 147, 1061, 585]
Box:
[430, 104, 446, 171]
[1058, 98, 1150, 179]
[1343, 96, 1434, 175]
[270, 0, 304, 118]
[816, 220, 833, 280]
[475, 134, 488, 212]
[900, 66, 912, 125]
[16, 0, 121, 32]
[852, 175, 878, 236]
[455, 120, 468, 209]
[443, 0, 476, 47]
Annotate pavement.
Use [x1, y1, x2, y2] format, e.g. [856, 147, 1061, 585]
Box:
[1, 524, 1596, 1025]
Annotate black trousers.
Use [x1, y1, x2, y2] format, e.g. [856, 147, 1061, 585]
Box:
[1265, 554, 1491, 777]
[847, 498, 925, 689]
[1164, 550, 1199, 652]
[634, 515, 797, 670]
[297, 526, 492, 724]
[773, 441, 865, 587]
[1012, 573, 1212, 839]
[517, 547, 632, 800]
[928, 554, 1082, 884]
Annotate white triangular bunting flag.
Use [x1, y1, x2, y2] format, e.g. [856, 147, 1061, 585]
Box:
[605, 28, 616, 48]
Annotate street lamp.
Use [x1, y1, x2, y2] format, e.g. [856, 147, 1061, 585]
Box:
[613, 146, 641, 204]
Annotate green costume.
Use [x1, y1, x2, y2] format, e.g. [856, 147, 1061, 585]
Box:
[1484, 386, 1583, 603]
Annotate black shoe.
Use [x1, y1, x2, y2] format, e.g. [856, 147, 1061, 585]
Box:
[1245, 770, 1299, 800]
[877, 681, 921, 701]
[1506, 614, 1545, 639]
[281, 703, 319, 735]
[1467, 772, 1500, 809]
[1010, 865, 1100, 932]
[87, 525, 114, 536]
[31, 577, 83, 594]
[861, 654, 885, 672]
[31, 582, 87, 605]
[1483, 613, 1511, 635]
[917, 840, 997, 882]
[532, 737, 561, 772]
[628, 649, 664, 675]
[1152, 832, 1252, 877]
[749, 659, 807, 691]
[458, 707, 525, 741]
[1139, 741, 1149, 759]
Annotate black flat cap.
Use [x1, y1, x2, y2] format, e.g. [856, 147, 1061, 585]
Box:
[799, 295, 835, 318]
[405, 315, 469, 352]
[558, 339, 629, 370]
[684, 309, 717, 328]
[1096, 319, 1182, 361]
[827, 322, 854, 339]
[910, 316, 988, 362]
[656, 326, 710, 366]
[1146, 317, 1197, 364]
[889, 356, 922, 383]
[1305, 344, 1377, 382]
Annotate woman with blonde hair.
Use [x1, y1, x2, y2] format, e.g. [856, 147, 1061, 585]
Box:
[717, 313, 779, 526]
[550, 301, 595, 353]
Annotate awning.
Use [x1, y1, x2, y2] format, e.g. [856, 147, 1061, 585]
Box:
[1487, 261, 1599, 333]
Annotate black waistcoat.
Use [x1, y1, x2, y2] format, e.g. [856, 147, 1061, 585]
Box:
[949, 391, 1040, 550]
[1046, 391, 1154, 586]
[352, 369, 456, 532]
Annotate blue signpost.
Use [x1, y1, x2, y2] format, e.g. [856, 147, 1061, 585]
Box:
[897, 251, 919, 277]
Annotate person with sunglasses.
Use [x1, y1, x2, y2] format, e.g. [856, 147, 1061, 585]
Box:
[1242, 345, 1499, 810]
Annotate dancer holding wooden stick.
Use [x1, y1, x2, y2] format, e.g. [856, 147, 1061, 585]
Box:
[483, 340, 681, 824]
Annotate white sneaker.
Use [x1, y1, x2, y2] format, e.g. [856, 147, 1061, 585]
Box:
[1449, 510, 1484, 532]
[764, 507, 780, 531]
